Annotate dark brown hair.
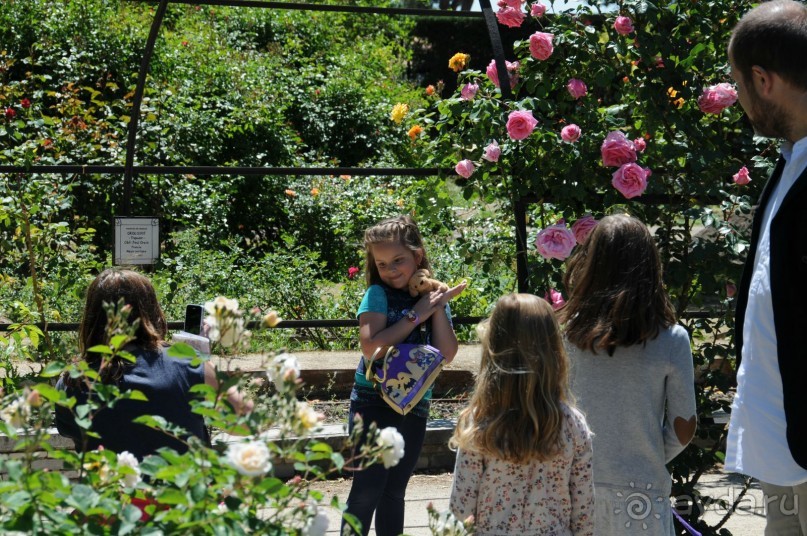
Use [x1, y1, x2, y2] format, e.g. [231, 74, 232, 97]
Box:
[730, 0, 807, 91]
[559, 214, 675, 355]
[78, 268, 167, 383]
[450, 294, 571, 462]
[363, 215, 431, 286]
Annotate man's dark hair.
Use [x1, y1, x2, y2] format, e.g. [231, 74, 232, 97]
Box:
[730, 0, 807, 91]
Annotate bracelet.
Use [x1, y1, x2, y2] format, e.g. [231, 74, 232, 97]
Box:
[402, 308, 419, 325]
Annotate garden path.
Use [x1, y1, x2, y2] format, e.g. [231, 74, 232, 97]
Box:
[308, 471, 766, 535]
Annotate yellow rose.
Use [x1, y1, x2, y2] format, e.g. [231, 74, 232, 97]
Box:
[390, 103, 409, 124]
[448, 52, 470, 73]
[262, 311, 281, 328]
[407, 125, 423, 141]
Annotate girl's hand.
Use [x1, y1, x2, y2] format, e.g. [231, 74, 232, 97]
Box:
[438, 280, 468, 306]
[412, 280, 468, 319]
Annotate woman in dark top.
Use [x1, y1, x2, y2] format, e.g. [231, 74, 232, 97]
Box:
[56, 268, 249, 460]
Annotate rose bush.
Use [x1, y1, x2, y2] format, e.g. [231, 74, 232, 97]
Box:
[0, 299, 405, 534]
[412, 1, 771, 532]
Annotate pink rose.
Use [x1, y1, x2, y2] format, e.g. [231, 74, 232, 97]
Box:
[529, 32, 554, 61]
[482, 140, 501, 162]
[498, 0, 523, 7]
[561, 124, 581, 143]
[461, 83, 479, 101]
[535, 223, 576, 260]
[506, 110, 538, 140]
[455, 159, 476, 179]
[497, 6, 526, 28]
[571, 215, 598, 243]
[612, 163, 651, 199]
[566, 78, 587, 100]
[633, 137, 647, 152]
[347, 266, 360, 280]
[733, 166, 751, 185]
[486, 59, 520, 89]
[531, 3, 547, 17]
[726, 282, 737, 298]
[545, 288, 566, 311]
[698, 83, 738, 114]
[614, 16, 635, 35]
[601, 131, 638, 167]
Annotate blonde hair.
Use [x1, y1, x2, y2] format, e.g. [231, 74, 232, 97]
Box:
[450, 293, 571, 462]
[363, 215, 431, 286]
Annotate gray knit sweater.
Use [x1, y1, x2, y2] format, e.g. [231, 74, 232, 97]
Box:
[566, 324, 696, 535]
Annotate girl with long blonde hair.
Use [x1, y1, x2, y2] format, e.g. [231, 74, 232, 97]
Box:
[449, 293, 594, 535]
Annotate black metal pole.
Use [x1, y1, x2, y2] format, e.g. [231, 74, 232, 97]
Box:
[123, 0, 169, 215]
[478, 0, 513, 100]
[479, 0, 528, 291]
[154, 0, 481, 18]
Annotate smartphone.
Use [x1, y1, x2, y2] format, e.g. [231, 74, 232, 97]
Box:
[184, 304, 204, 336]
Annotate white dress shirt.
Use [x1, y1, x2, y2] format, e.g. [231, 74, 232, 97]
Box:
[725, 136, 807, 486]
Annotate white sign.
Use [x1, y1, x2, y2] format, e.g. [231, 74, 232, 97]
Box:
[114, 217, 160, 265]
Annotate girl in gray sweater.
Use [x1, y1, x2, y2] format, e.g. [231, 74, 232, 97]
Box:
[559, 214, 697, 535]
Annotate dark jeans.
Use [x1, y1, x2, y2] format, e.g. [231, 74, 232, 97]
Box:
[342, 399, 427, 536]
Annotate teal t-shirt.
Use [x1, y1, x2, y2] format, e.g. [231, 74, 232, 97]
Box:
[353, 284, 452, 398]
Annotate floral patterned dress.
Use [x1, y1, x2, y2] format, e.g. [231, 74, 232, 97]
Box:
[449, 405, 594, 536]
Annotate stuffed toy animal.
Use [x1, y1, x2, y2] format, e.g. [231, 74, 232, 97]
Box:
[408, 269, 449, 297]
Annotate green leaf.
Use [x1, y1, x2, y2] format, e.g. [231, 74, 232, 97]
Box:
[41, 362, 66, 378]
[125, 389, 148, 402]
[110, 334, 129, 350]
[191, 482, 207, 502]
[156, 488, 188, 506]
[33, 383, 63, 403]
[254, 477, 284, 495]
[167, 342, 198, 359]
[309, 442, 333, 454]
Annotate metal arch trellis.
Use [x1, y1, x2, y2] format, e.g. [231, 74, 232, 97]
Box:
[0, 1, 730, 334]
[0, 0, 527, 335]
[0, 0, 532, 293]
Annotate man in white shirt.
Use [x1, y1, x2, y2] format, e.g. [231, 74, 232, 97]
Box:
[726, 1, 807, 534]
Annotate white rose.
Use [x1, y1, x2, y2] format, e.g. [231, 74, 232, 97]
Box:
[301, 504, 329, 536]
[117, 451, 142, 488]
[205, 296, 239, 315]
[218, 317, 245, 348]
[205, 314, 247, 349]
[226, 440, 272, 477]
[377, 427, 405, 468]
[296, 401, 323, 431]
[1, 397, 31, 429]
[267, 353, 300, 388]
